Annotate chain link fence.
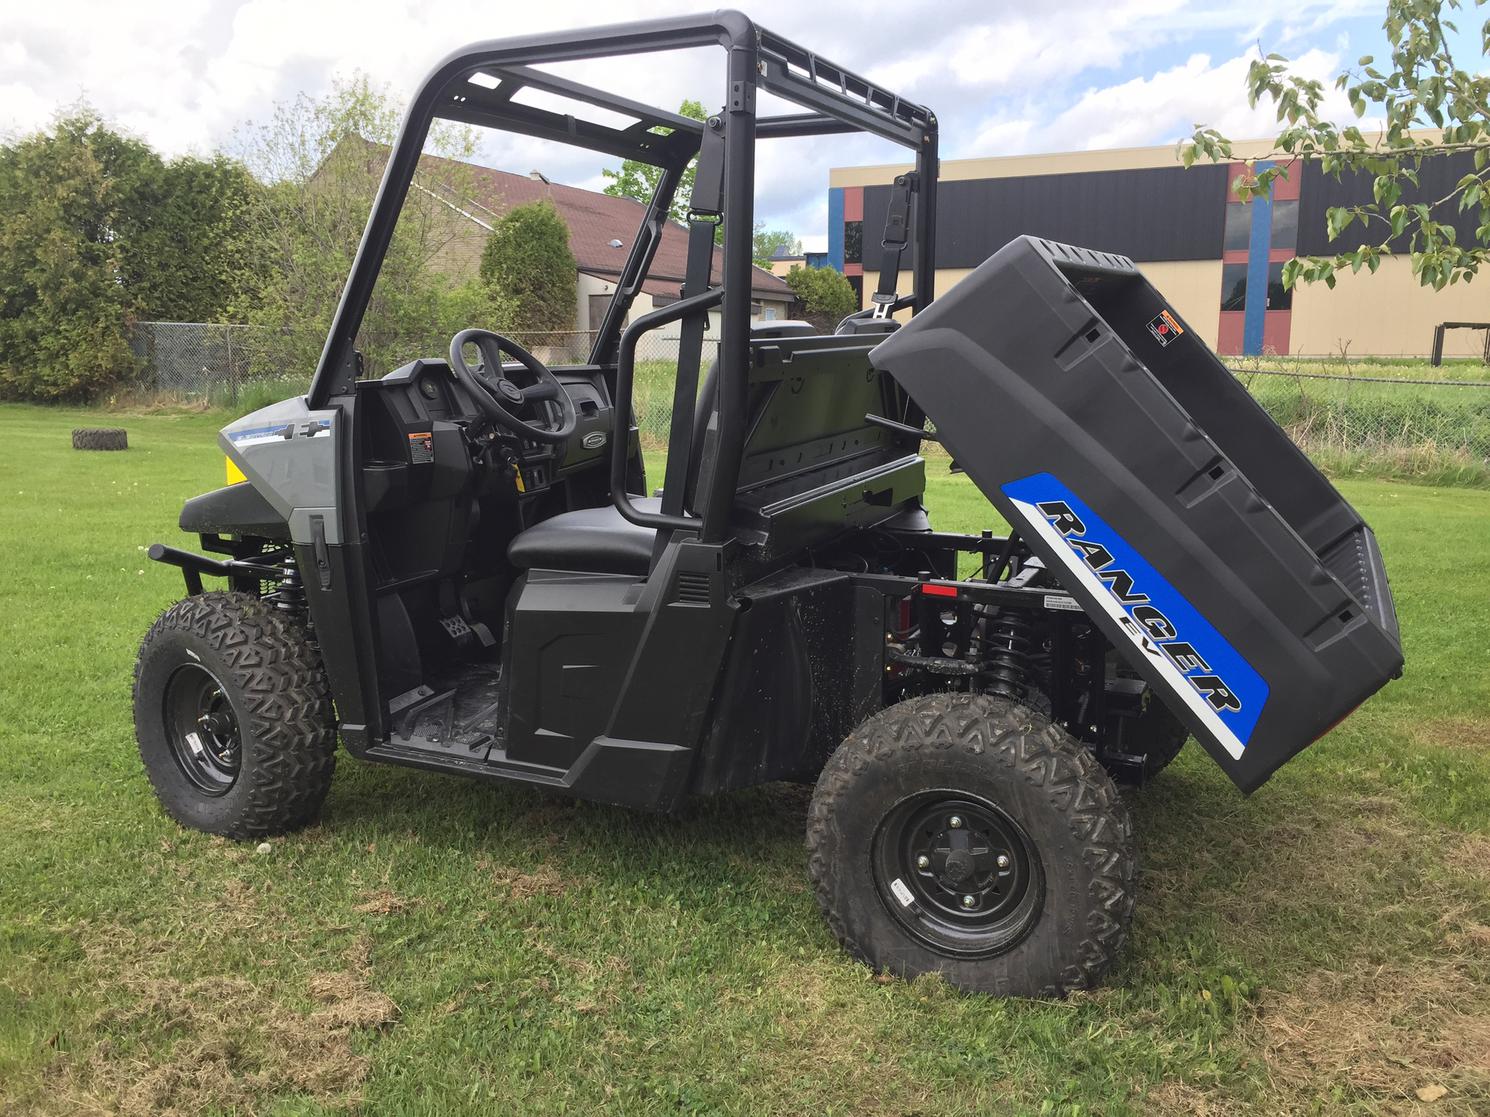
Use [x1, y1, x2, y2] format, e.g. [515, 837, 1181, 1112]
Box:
[128, 322, 307, 405]
[128, 321, 1487, 480]
[1230, 366, 1490, 483]
[127, 321, 716, 430]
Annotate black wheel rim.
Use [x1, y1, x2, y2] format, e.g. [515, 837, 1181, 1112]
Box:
[871, 789, 1044, 958]
[162, 663, 242, 796]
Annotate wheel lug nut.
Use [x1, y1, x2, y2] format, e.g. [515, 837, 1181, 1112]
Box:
[997, 854, 1010, 870]
[948, 816, 963, 829]
[961, 894, 976, 909]
[916, 855, 930, 870]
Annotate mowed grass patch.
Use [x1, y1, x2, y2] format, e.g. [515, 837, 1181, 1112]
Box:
[0, 402, 1487, 1115]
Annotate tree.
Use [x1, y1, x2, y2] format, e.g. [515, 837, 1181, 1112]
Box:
[752, 223, 799, 267]
[115, 151, 266, 323]
[601, 99, 708, 223]
[0, 113, 138, 400]
[1182, 0, 1490, 291]
[479, 201, 578, 334]
[0, 110, 261, 401]
[784, 266, 858, 329]
[231, 74, 486, 375]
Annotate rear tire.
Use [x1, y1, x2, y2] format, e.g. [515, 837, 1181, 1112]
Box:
[806, 693, 1136, 997]
[133, 592, 335, 839]
[1126, 696, 1189, 781]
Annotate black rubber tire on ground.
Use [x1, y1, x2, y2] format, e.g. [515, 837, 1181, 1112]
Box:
[133, 591, 336, 839]
[72, 427, 128, 451]
[806, 693, 1137, 998]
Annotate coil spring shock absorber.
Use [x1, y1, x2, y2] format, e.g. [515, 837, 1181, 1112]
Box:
[265, 558, 305, 617]
[984, 607, 1032, 701]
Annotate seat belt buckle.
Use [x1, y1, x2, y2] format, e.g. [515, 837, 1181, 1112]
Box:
[871, 292, 897, 320]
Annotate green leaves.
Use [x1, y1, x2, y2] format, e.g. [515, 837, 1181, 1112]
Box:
[1182, 0, 1490, 294]
[601, 99, 708, 224]
[781, 265, 857, 329]
[479, 202, 579, 335]
[751, 225, 798, 268]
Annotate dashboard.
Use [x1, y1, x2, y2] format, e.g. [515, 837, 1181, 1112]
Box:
[360, 357, 617, 504]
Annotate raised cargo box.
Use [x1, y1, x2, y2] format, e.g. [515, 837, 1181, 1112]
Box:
[870, 236, 1404, 792]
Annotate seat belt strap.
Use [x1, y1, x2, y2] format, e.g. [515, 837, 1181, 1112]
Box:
[660, 120, 724, 521]
[872, 172, 917, 319]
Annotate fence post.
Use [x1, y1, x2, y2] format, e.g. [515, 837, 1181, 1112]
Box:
[227, 326, 237, 407]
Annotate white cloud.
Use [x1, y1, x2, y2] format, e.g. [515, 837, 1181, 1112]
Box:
[1047, 47, 1350, 151]
[0, 0, 1374, 233]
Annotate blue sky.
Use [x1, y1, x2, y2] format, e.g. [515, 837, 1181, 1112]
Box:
[1, 0, 1475, 238]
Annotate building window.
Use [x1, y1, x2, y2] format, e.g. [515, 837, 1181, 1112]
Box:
[1220, 264, 1248, 312]
[1222, 204, 1251, 253]
[1266, 262, 1292, 311]
[844, 220, 863, 265]
[587, 293, 614, 331]
[1270, 199, 1299, 251]
[763, 306, 778, 321]
[751, 301, 763, 317]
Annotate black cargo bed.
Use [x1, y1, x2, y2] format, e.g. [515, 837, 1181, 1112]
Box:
[870, 236, 1403, 791]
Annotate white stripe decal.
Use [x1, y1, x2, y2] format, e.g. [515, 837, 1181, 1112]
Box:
[1009, 497, 1248, 760]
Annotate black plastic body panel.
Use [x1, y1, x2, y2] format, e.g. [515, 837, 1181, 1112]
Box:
[689, 568, 881, 793]
[870, 236, 1403, 792]
[180, 483, 289, 539]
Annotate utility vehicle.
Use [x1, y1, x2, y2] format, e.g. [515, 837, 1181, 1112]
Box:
[135, 12, 1403, 997]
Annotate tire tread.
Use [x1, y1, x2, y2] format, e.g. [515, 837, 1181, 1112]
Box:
[133, 591, 335, 839]
[806, 692, 1137, 996]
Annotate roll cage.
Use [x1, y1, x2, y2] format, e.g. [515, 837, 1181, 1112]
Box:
[306, 9, 938, 546]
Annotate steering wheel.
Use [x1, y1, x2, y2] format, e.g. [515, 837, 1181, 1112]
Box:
[448, 328, 577, 445]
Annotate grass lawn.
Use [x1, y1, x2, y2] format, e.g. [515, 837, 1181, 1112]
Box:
[1, 402, 1487, 1116]
[1239, 354, 1490, 383]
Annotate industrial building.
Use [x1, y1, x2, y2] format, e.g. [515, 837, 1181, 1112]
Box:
[828, 141, 1489, 358]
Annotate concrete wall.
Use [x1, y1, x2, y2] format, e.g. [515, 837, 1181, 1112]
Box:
[1289, 255, 1490, 357]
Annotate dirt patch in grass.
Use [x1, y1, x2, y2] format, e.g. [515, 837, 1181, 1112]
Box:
[1444, 923, 1490, 953]
[1445, 835, 1490, 880]
[1259, 963, 1490, 1113]
[35, 933, 396, 1117]
[351, 888, 416, 916]
[736, 962, 940, 1116]
[1140, 1078, 1238, 1117]
[1143, 795, 1422, 943]
[481, 859, 569, 900]
[1138, 793, 1490, 1112]
[1416, 717, 1490, 753]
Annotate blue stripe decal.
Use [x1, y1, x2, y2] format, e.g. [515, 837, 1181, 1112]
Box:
[226, 423, 293, 443]
[827, 187, 845, 272]
[1002, 473, 1269, 751]
[1242, 160, 1274, 357]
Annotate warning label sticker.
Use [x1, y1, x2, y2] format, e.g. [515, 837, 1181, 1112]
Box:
[408, 431, 434, 464]
[1145, 308, 1185, 347]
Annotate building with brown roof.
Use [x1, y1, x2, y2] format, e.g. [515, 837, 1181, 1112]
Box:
[343, 138, 796, 338]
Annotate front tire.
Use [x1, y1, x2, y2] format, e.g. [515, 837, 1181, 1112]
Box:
[806, 693, 1136, 997]
[133, 592, 335, 839]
